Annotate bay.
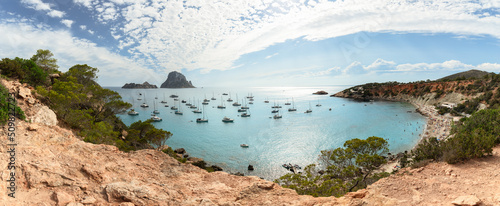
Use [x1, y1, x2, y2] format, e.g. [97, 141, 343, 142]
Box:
[110, 86, 426, 180]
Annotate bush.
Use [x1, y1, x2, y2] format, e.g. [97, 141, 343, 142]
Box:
[0, 58, 49, 87]
[0, 84, 25, 124]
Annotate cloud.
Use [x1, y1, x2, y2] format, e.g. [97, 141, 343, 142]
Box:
[68, 0, 499, 75]
[340, 59, 500, 76]
[60, 19, 73, 28]
[21, 0, 65, 18]
[0, 19, 160, 86]
[265, 53, 279, 59]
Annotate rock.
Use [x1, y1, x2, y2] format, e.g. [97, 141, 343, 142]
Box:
[66, 203, 84, 206]
[183, 153, 189, 158]
[27, 124, 39, 131]
[105, 182, 149, 205]
[80, 196, 97, 204]
[52, 191, 75, 206]
[27, 97, 36, 105]
[248, 165, 254, 171]
[233, 172, 244, 176]
[31, 104, 58, 126]
[313, 90, 328, 95]
[211, 165, 223, 171]
[122, 81, 158, 89]
[160, 71, 195, 88]
[174, 148, 186, 154]
[345, 189, 368, 198]
[256, 182, 274, 190]
[18, 86, 32, 99]
[452, 195, 481, 206]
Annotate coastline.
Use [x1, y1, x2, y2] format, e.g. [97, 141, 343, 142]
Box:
[411, 102, 454, 149]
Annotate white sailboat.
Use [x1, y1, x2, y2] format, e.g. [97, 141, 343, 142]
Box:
[140, 93, 149, 108]
[152, 101, 160, 114]
[288, 97, 297, 112]
[273, 110, 282, 119]
[316, 98, 322, 107]
[217, 97, 226, 109]
[150, 114, 162, 122]
[196, 104, 208, 123]
[160, 93, 167, 103]
[222, 116, 234, 122]
[175, 101, 183, 115]
[305, 101, 312, 113]
[211, 92, 216, 100]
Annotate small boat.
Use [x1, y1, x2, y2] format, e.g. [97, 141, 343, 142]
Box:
[127, 109, 139, 116]
[237, 109, 247, 112]
[202, 102, 209, 105]
[140, 103, 149, 108]
[152, 101, 160, 114]
[218, 97, 226, 109]
[150, 115, 162, 122]
[171, 106, 178, 110]
[246, 93, 254, 99]
[241, 106, 249, 109]
[271, 109, 279, 113]
[288, 97, 297, 112]
[170, 94, 178, 98]
[241, 113, 250, 117]
[164, 105, 169, 107]
[174, 98, 179, 101]
[196, 105, 208, 123]
[181, 100, 186, 103]
[175, 110, 183, 115]
[240, 144, 249, 148]
[232, 102, 241, 106]
[190, 105, 197, 109]
[193, 109, 202, 113]
[222, 93, 228, 95]
[222, 116, 234, 123]
[211, 92, 216, 100]
[227, 98, 233, 102]
[160, 93, 167, 103]
[248, 101, 254, 104]
[196, 118, 208, 123]
[285, 98, 291, 105]
[305, 102, 312, 113]
[273, 114, 282, 119]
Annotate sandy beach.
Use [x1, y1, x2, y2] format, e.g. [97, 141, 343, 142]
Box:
[413, 103, 455, 146]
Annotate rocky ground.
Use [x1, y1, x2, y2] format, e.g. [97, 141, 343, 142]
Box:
[1, 79, 499, 205]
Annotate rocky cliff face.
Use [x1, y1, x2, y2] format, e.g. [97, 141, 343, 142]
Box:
[121, 81, 158, 89]
[160, 71, 195, 88]
[2, 78, 499, 205]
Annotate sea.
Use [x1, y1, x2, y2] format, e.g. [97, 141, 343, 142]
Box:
[109, 86, 426, 180]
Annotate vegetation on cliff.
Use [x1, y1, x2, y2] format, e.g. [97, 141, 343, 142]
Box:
[275, 136, 390, 197]
[1, 50, 171, 152]
[413, 108, 500, 164]
[0, 84, 25, 124]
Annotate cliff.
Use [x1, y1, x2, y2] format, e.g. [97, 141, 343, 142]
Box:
[121, 81, 158, 89]
[160, 71, 195, 88]
[2, 78, 499, 205]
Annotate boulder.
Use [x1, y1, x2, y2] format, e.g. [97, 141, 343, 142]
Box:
[31, 105, 58, 126]
[105, 182, 150, 205]
[52, 191, 75, 206]
[18, 86, 32, 99]
[248, 165, 254, 171]
[174, 148, 186, 154]
[452, 195, 481, 206]
[211, 165, 223, 171]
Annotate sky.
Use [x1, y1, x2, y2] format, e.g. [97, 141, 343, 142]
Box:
[1, 0, 500, 87]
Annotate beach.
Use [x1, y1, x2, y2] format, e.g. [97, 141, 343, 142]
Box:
[413, 103, 455, 147]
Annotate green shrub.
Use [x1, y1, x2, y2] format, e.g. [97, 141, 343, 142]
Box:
[0, 84, 25, 125]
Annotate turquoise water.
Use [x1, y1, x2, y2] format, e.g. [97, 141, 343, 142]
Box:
[110, 86, 426, 180]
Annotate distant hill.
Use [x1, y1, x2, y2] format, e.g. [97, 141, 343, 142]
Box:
[160, 71, 195, 88]
[122, 81, 158, 89]
[438, 69, 491, 81]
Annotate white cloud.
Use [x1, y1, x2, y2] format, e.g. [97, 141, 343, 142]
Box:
[21, 0, 66, 18]
[265, 53, 278, 59]
[340, 59, 500, 76]
[72, 0, 498, 75]
[0, 19, 160, 86]
[79, 25, 87, 30]
[60, 19, 73, 28]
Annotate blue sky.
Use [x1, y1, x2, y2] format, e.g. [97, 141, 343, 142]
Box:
[1, 0, 500, 87]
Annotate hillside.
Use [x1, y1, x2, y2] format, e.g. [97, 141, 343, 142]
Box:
[2, 72, 500, 205]
[438, 69, 492, 81]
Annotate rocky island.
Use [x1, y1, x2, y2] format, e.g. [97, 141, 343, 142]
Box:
[160, 71, 195, 88]
[121, 81, 158, 89]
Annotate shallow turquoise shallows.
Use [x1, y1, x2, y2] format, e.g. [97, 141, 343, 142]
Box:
[110, 86, 426, 180]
